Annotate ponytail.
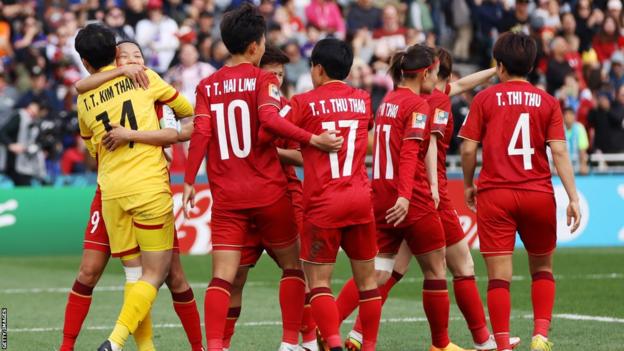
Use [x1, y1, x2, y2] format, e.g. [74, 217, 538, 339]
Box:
[388, 44, 436, 86]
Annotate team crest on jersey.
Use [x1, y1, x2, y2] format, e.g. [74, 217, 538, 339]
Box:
[412, 112, 427, 129]
[434, 108, 449, 125]
[269, 84, 281, 101]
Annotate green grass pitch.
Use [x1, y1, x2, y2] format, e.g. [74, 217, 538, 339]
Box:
[1, 248, 623, 350]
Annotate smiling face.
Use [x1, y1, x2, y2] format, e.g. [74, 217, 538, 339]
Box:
[116, 42, 144, 66]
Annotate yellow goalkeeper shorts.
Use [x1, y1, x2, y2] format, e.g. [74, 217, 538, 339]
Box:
[102, 191, 174, 258]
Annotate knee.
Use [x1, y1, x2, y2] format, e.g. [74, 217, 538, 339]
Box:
[77, 264, 104, 286]
[375, 270, 391, 286]
[449, 255, 475, 278]
[165, 269, 189, 292]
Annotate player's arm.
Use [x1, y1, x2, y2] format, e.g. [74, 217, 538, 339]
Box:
[147, 69, 194, 118]
[277, 148, 303, 166]
[425, 134, 440, 209]
[102, 124, 179, 151]
[458, 93, 484, 212]
[77, 99, 96, 158]
[548, 102, 581, 232]
[74, 64, 149, 94]
[447, 67, 496, 97]
[178, 119, 194, 142]
[183, 86, 211, 218]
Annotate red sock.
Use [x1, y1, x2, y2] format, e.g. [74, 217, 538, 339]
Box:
[280, 269, 306, 344]
[423, 279, 450, 348]
[223, 306, 241, 348]
[204, 278, 232, 350]
[358, 289, 382, 351]
[60, 280, 93, 351]
[172, 288, 204, 351]
[532, 271, 555, 338]
[453, 276, 490, 344]
[336, 278, 359, 322]
[488, 279, 511, 351]
[353, 270, 403, 334]
[300, 294, 317, 343]
[310, 287, 342, 348]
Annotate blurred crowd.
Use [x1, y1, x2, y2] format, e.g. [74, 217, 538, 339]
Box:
[1, 0, 624, 186]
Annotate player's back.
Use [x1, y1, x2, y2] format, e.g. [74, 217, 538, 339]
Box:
[372, 87, 431, 223]
[77, 68, 170, 200]
[292, 82, 373, 227]
[197, 63, 287, 209]
[460, 80, 565, 193]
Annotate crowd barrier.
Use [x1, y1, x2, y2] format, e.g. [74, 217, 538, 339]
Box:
[1, 176, 622, 255]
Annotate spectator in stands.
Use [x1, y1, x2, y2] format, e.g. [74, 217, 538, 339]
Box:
[373, 4, 407, 61]
[592, 15, 624, 64]
[207, 39, 229, 69]
[608, 84, 624, 152]
[564, 107, 590, 175]
[136, 0, 180, 74]
[588, 90, 616, 154]
[451, 0, 473, 62]
[547, 37, 574, 95]
[0, 73, 17, 128]
[498, 0, 531, 34]
[283, 40, 308, 88]
[165, 43, 215, 105]
[609, 51, 624, 90]
[123, 0, 147, 28]
[305, 0, 346, 39]
[574, 0, 604, 53]
[105, 7, 135, 41]
[274, 0, 305, 39]
[607, 0, 623, 27]
[0, 99, 46, 186]
[17, 67, 62, 115]
[197, 11, 216, 44]
[0, 16, 12, 67]
[346, 0, 382, 35]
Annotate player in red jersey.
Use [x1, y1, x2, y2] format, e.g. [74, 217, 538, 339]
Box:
[222, 46, 317, 351]
[333, 44, 471, 351]
[60, 41, 203, 351]
[182, 5, 342, 351]
[459, 32, 581, 351]
[338, 49, 513, 351]
[277, 38, 381, 351]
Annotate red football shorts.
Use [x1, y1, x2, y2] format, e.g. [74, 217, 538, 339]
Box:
[438, 209, 466, 247]
[83, 191, 110, 254]
[84, 191, 180, 255]
[377, 211, 446, 256]
[300, 221, 377, 264]
[239, 224, 279, 267]
[210, 195, 299, 251]
[477, 189, 557, 257]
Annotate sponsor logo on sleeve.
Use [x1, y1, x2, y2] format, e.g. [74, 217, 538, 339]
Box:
[434, 108, 449, 125]
[279, 105, 292, 118]
[411, 112, 427, 129]
[269, 84, 281, 101]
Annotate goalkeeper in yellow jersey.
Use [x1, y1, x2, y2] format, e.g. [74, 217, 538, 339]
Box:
[75, 24, 193, 351]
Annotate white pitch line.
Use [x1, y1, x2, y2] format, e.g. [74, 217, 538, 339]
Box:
[8, 314, 624, 333]
[1, 272, 622, 295]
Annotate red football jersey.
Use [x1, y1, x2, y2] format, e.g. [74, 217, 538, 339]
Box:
[459, 80, 566, 193]
[372, 87, 433, 228]
[426, 89, 454, 210]
[275, 97, 303, 205]
[185, 63, 311, 209]
[283, 81, 374, 228]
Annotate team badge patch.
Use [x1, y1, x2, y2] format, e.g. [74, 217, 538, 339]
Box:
[279, 105, 292, 118]
[269, 84, 281, 101]
[434, 108, 449, 125]
[411, 112, 427, 129]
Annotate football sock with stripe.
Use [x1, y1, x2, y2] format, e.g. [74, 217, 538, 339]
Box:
[532, 271, 555, 338]
[310, 287, 342, 348]
[172, 288, 204, 351]
[205, 278, 232, 350]
[353, 270, 403, 335]
[223, 306, 241, 349]
[423, 279, 450, 348]
[60, 280, 94, 351]
[280, 269, 306, 344]
[453, 275, 490, 344]
[488, 279, 511, 351]
[358, 289, 382, 351]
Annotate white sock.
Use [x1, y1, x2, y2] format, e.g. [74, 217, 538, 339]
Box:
[301, 341, 318, 351]
[108, 339, 123, 351]
[348, 330, 363, 343]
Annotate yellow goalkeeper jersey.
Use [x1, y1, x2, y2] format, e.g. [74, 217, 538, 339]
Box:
[78, 66, 193, 200]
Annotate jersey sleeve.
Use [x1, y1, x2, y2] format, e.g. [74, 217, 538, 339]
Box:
[431, 97, 451, 137]
[77, 99, 96, 158]
[147, 69, 194, 118]
[257, 72, 283, 109]
[546, 100, 566, 142]
[184, 84, 211, 185]
[258, 94, 313, 144]
[458, 92, 485, 142]
[403, 100, 430, 141]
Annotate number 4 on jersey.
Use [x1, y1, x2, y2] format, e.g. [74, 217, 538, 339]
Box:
[507, 113, 535, 170]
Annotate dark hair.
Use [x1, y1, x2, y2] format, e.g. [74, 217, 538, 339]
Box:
[492, 31, 537, 78]
[598, 15, 620, 43]
[260, 45, 289, 67]
[388, 44, 436, 85]
[310, 38, 353, 80]
[563, 106, 575, 114]
[75, 24, 117, 70]
[220, 3, 266, 55]
[436, 47, 452, 80]
[117, 40, 144, 57]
